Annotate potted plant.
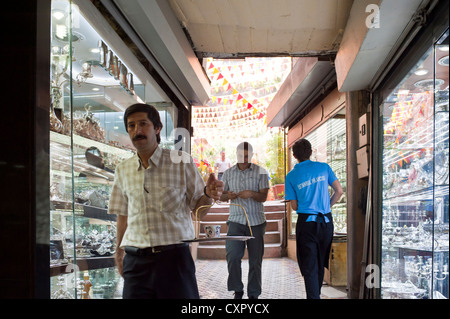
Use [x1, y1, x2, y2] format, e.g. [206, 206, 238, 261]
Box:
[270, 174, 285, 200]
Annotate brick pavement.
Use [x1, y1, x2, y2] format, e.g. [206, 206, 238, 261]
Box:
[196, 257, 347, 299]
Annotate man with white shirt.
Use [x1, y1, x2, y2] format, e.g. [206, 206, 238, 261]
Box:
[108, 103, 223, 299]
[214, 150, 231, 181]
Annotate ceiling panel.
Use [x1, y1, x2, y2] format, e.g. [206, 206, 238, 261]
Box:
[169, 0, 354, 57]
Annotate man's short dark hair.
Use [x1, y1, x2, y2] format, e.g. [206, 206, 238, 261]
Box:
[292, 138, 312, 162]
[124, 103, 163, 143]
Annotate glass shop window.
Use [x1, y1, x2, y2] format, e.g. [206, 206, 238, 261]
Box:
[49, 0, 145, 299]
[380, 31, 449, 299]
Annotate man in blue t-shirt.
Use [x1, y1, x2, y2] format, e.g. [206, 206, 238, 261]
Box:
[285, 138, 344, 299]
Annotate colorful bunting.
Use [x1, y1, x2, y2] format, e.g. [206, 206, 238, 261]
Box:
[192, 57, 292, 135]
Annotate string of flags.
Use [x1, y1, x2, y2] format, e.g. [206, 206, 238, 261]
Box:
[384, 90, 434, 169]
[208, 59, 267, 123]
[193, 57, 291, 133]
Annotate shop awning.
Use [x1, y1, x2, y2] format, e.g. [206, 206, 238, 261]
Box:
[335, 0, 428, 92]
[266, 57, 335, 128]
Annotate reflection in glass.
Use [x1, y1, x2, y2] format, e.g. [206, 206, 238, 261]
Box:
[49, 0, 148, 299]
[432, 35, 449, 299]
[380, 32, 449, 298]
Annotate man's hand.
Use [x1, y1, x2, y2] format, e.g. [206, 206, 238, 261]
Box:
[238, 188, 269, 202]
[115, 247, 125, 277]
[237, 190, 254, 199]
[227, 191, 238, 200]
[206, 173, 224, 201]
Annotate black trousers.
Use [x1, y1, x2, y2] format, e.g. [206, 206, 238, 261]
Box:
[295, 213, 333, 299]
[122, 244, 199, 299]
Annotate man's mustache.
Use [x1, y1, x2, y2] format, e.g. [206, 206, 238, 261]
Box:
[132, 134, 147, 141]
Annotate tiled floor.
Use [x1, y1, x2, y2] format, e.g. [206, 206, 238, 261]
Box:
[196, 257, 347, 299]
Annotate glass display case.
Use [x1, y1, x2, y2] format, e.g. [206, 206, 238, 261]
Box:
[49, 0, 153, 298]
[380, 31, 449, 299]
[289, 111, 347, 235]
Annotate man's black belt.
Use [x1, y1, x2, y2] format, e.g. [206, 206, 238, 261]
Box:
[124, 243, 188, 256]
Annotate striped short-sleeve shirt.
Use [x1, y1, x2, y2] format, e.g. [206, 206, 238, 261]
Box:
[222, 164, 270, 226]
[108, 147, 205, 248]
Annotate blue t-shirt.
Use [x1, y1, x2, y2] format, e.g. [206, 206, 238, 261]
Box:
[285, 160, 337, 222]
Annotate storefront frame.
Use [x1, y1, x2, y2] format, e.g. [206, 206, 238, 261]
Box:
[370, 0, 449, 299]
[0, 0, 52, 298]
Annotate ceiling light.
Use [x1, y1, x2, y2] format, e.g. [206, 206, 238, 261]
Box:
[414, 78, 445, 90]
[90, 48, 100, 53]
[52, 10, 65, 20]
[56, 25, 67, 40]
[92, 87, 100, 91]
[414, 69, 428, 76]
[438, 56, 449, 67]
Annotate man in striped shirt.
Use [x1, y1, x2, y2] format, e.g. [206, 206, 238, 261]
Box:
[108, 103, 223, 299]
[220, 142, 270, 299]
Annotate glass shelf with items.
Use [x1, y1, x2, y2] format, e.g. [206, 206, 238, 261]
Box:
[50, 211, 116, 270]
[49, 205, 121, 299]
[48, 0, 143, 299]
[380, 34, 449, 298]
[49, 127, 130, 299]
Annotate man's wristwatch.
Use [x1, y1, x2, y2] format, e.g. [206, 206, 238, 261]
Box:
[204, 185, 211, 198]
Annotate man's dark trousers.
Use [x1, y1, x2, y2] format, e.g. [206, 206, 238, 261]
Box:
[226, 221, 266, 298]
[295, 213, 333, 299]
[122, 244, 199, 299]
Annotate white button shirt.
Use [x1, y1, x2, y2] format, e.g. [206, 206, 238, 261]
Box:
[108, 147, 205, 248]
